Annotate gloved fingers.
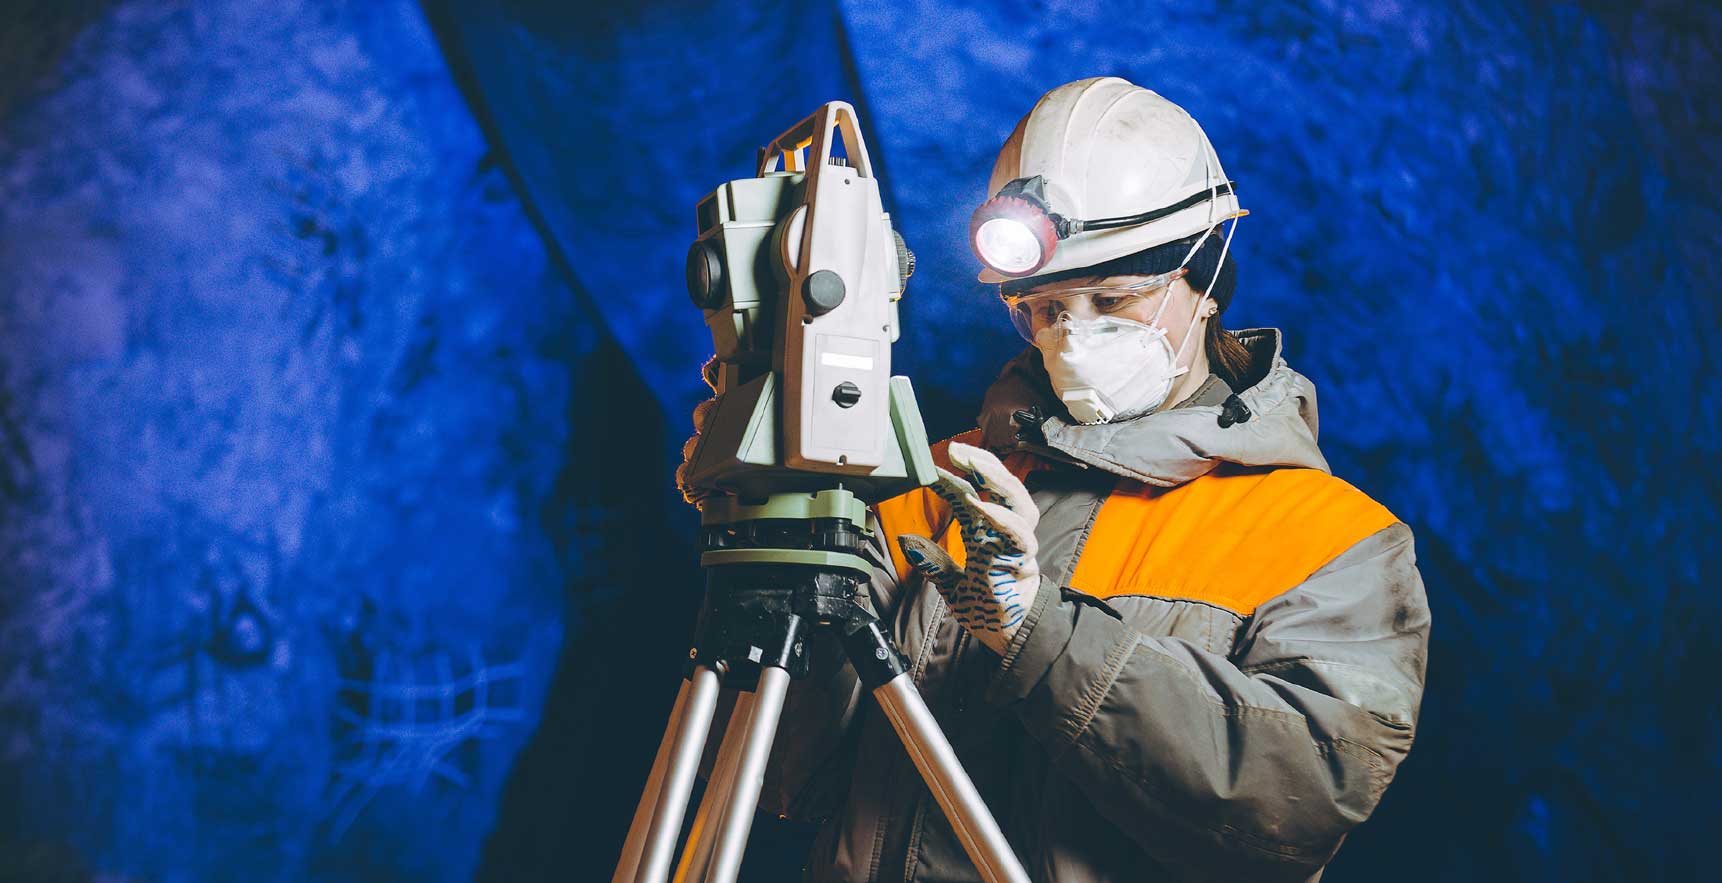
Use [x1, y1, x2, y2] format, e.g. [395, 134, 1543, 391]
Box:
[699, 355, 722, 393]
[691, 397, 717, 434]
[897, 534, 962, 590]
[947, 442, 1035, 522]
[929, 466, 987, 529]
[971, 499, 1037, 557]
[674, 459, 705, 505]
[931, 467, 1036, 557]
[678, 429, 709, 506]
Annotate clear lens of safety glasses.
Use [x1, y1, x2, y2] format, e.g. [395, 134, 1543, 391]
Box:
[1002, 268, 1187, 342]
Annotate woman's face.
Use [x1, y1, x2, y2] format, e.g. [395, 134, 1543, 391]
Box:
[1019, 273, 1210, 351]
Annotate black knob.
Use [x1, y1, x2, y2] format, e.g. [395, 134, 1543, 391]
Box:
[686, 241, 725, 310]
[831, 381, 862, 408]
[1218, 394, 1253, 428]
[1012, 406, 1048, 444]
[802, 269, 846, 316]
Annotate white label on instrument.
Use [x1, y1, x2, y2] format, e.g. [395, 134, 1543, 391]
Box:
[820, 352, 874, 371]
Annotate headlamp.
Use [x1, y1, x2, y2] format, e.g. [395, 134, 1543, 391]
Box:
[969, 175, 1238, 281]
[969, 176, 1061, 277]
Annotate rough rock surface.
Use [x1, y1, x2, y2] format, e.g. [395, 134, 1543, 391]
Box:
[0, 2, 584, 879]
[1, 0, 1717, 880]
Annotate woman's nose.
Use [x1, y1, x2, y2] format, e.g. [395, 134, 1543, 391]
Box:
[1062, 299, 1098, 320]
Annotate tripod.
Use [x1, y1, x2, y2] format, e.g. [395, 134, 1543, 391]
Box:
[612, 488, 1028, 883]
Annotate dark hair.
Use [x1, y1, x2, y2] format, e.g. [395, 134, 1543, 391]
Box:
[1206, 314, 1253, 390]
[1001, 228, 1238, 313]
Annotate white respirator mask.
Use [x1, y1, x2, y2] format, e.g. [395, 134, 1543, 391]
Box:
[1033, 314, 1187, 424]
[1022, 220, 1236, 425]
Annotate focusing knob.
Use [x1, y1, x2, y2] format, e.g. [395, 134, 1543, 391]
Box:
[831, 381, 862, 408]
[802, 269, 846, 317]
[686, 240, 725, 310]
[892, 229, 915, 289]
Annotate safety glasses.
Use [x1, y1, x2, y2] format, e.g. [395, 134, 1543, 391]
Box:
[1000, 267, 1188, 342]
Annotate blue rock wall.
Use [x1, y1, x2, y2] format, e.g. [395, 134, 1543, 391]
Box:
[1, 0, 1717, 880]
[0, 2, 593, 880]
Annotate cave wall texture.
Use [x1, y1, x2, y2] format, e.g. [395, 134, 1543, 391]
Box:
[0, 0, 1717, 880]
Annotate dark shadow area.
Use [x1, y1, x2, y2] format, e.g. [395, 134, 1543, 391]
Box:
[423, 4, 853, 874]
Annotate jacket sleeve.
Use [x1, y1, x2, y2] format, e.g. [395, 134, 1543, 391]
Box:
[702, 510, 906, 822]
[984, 521, 1431, 880]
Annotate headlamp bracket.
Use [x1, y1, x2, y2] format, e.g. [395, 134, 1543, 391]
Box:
[993, 175, 1075, 239]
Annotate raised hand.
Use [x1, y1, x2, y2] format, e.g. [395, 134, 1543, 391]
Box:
[897, 442, 1041, 655]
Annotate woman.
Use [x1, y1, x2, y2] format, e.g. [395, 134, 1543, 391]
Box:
[685, 77, 1430, 882]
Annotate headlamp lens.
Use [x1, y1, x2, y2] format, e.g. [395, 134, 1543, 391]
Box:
[975, 217, 1045, 275]
[970, 191, 1059, 278]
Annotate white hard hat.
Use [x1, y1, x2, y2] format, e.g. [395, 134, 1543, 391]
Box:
[971, 77, 1244, 284]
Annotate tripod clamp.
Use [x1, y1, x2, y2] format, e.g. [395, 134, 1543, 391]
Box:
[689, 488, 908, 691]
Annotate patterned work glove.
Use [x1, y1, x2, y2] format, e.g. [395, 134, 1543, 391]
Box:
[896, 442, 1041, 655]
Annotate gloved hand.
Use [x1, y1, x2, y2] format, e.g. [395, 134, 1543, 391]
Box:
[896, 442, 1041, 655]
[674, 358, 723, 507]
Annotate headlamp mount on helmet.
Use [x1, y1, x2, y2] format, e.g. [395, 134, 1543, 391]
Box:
[970, 174, 1239, 280]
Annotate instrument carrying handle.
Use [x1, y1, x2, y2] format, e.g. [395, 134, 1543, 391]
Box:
[755, 101, 874, 185]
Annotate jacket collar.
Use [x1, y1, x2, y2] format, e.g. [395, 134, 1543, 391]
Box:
[977, 328, 1330, 488]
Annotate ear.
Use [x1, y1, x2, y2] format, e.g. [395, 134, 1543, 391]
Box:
[1173, 277, 1211, 321]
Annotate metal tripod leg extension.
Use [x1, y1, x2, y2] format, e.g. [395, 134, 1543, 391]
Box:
[840, 617, 1030, 883]
[700, 664, 794, 883]
[625, 664, 723, 883]
[614, 677, 691, 883]
[673, 691, 754, 883]
[874, 674, 1026, 883]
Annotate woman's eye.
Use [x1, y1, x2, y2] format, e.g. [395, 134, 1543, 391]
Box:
[1094, 296, 1128, 312]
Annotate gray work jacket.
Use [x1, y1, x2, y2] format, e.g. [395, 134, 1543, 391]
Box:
[734, 329, 1431, 882]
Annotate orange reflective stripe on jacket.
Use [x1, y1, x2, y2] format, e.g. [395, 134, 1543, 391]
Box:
[875, 431, 1400, 618]
[1069, 463, 1398, 615]
[874, 430, 1007, 582]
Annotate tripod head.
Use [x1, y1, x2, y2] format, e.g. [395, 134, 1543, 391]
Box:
[682, 101, 936, 504]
